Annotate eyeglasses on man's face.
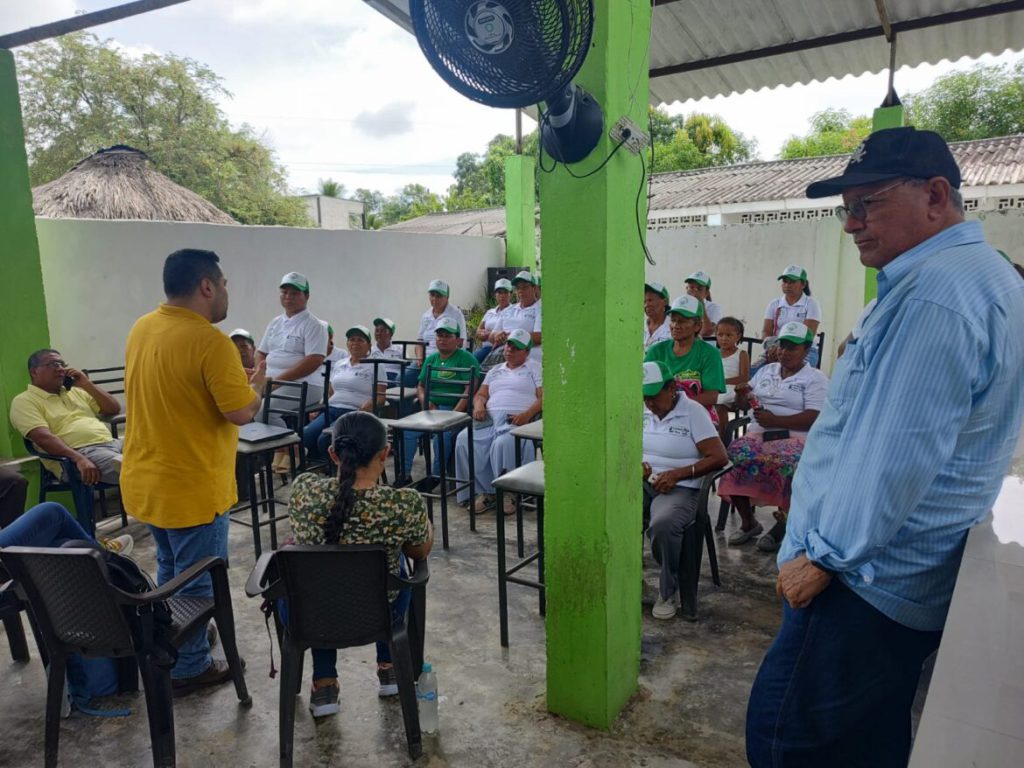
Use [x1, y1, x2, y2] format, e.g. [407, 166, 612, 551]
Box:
[36, 360, 67, 370]
[834, 179, 908, 223]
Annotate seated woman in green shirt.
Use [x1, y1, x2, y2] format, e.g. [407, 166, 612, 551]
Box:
[288, 412, 433, 718]
[644, 294, 726, 424]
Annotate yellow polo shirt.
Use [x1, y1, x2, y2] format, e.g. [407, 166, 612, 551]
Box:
[121, 304, 256, 529]
[10, 385, 114, 449]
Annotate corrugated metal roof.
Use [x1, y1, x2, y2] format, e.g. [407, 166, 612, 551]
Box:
[383, 206, 510, 236]
[387, 134, 1024, 233]
[363, 0, 1024, 105]
[651, 133, 1024, 208]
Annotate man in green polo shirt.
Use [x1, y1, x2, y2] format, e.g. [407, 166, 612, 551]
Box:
[400, 317, 480, 485]
[644, 294, 725, 422]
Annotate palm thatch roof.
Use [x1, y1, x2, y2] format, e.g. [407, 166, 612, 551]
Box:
[32, 145, 237, 225]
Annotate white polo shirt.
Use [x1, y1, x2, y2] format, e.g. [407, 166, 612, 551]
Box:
[416, 303, 468, 358]
[480, 305, 508, 335]
[764, 294, 822, 335]
[642, 395, 719, 489]
[747, 362, 829, 436]
[704, 300, 723, 325]
[258, 309, 329, 386]
[496, 299, 543, 364]
[643, 317, 671, 350]
[483, 359, 542, 414]
[369, 343, 405, 381]
[328, 358, 376, 410]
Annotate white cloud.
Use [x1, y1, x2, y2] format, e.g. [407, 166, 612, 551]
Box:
[0, 0, 78, 35]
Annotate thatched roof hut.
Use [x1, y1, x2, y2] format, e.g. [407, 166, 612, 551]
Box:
[32, 145, 237, 225]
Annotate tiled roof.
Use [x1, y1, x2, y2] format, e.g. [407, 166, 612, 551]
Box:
[385, 135, 1024, 234]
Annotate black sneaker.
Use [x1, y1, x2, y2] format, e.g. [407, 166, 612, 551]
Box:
[309, 682, 340, 717]
[377, 664, 398, 697]
[415, 476, 440, 493]
[392, 474, 414, 488]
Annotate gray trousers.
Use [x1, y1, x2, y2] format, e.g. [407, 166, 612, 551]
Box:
[76, 438, 124, 485]
[644, 483, 700, 600]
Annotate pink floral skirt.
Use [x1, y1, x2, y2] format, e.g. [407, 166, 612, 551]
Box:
[717, 434, 806, 511]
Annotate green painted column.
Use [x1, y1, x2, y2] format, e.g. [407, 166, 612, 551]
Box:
[504, 154, 536, 271]
[541, 0, 649, 728]
[0, 49, 50, 501]
[863, 104, 905, 302]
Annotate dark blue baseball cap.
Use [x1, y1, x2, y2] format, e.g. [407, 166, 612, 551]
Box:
[806, 127, 961, 199]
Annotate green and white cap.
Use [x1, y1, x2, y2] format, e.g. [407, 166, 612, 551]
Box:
[494, 277, 513, 291]
[642, 361, 673, 397]
[506, 328, 533, 350]
[345, 324, 371, 341]
[280, 271, 309, 291]
[778, 321, 813, 344]
[373, 317, 396, 333]
[229, 328, 254, 343]
[428, 279, 450, 296]
[434, 317, 461, 336]
[511, 270, 537, 286]
[326, 323, 334, 336]
[644, 280, 669, 300]
[778, 264, 807, 281]
[668, 294, 703, 318]
[685, 270, 711, 287]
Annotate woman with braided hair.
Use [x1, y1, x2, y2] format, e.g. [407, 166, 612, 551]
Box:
[288, 411, 432, 717]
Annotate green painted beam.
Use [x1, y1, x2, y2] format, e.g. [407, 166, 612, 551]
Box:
[504, 154, 536, 271]
[0, 50, 51, 507]
[541, 0, 649, 729]
[863, 104, 905, 303]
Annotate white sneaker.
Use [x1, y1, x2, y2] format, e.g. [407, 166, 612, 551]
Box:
[652, 592, 679, 620]
[101, 534, 134, 557]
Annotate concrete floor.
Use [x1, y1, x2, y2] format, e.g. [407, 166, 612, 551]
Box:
[0, 477, 785, 768]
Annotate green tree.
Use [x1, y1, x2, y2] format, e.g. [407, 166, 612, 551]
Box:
[905, 62, 1024, 141]
[645, 107, 757, 172]
[779, 108, 872, 159]
[353, 188, 385, 229]
[378, 183, 445, 226]
[317, 178, 346, 198]
[17, 32, 310, 226]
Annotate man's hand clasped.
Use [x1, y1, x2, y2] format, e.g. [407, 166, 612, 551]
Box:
[776, 554, 832, 609]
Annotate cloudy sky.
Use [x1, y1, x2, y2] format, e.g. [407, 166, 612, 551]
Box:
[5, 1, 1023, 198]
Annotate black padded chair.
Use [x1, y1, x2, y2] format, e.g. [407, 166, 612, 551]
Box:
[23, 438, 125, 535]
[245, 545, 428, 765]
[259, 379, 310, 477]
[0, 547, 250, 768]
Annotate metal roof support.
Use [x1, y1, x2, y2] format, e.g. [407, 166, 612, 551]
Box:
[0, 0, 191, 49]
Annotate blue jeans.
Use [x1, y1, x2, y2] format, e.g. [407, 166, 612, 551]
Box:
[148, 511, 230, 679]
[302, 406, 353, 462]
[0, 502, 91, 548]
[746, 579, 942, 768]
[473, 345, 492, 363]
[402, 404, 455, 477]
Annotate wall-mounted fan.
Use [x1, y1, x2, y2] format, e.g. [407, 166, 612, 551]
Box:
[410, 0, 603, 164]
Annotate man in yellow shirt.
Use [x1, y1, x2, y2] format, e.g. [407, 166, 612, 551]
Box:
[122, 248, 265, 695]
[10, 350, 124, 486]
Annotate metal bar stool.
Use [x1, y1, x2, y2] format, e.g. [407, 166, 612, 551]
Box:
[259, 379, 310, 478]
[509, 418, 543, 557]
[493, 459, 544, 647]
[233, 425, 300, 556]
[387, 365, 477, 549]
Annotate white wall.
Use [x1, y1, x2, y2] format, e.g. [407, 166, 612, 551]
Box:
[646, 209, 1024, 373]
[34, 218, 505, 368]
[301, 196, 366, 230]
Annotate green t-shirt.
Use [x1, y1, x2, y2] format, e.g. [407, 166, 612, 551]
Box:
[418, 349, 481, 406]
[644, 337, 725, 396]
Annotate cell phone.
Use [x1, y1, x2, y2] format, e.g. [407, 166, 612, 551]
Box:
[63, 375, 75, 390]
[763, 429, 790, 442]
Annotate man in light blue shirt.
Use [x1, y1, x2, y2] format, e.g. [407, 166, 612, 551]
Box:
[746, 127, 1024, 768]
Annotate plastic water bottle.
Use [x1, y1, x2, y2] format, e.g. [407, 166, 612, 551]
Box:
[417, 662, 439, 734]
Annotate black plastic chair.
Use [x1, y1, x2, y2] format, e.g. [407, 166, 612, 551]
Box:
[23, 438, 124, 535]
[715, 416, 750, 531]
[0, 547, 250, 768]
[82, 366, 127, 437]
[678, 473, 722, 620]
[0, 576, 42, 663]
[245, 545, 428, 765]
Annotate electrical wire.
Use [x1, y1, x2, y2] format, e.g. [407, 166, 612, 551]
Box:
[637, 150, 655, 266]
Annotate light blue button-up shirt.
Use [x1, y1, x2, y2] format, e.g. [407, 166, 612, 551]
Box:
[779, 221, 1024, 631]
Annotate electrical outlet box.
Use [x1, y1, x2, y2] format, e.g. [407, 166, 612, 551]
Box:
[610, 116, 651, 155]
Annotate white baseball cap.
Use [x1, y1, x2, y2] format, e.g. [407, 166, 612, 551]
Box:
[280, 271, 309, 291]
[511, 270, 538, 286]
[685, 270, 711, 287]
[778, 321, 813, 344]
[668, 294, 703, 318]
[428, 279, 450, 296]
[778, 265, 807, 282]
[494, 278, 513, 291]
[229, 328, 254, 343]
[506, 328, 533, 350]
